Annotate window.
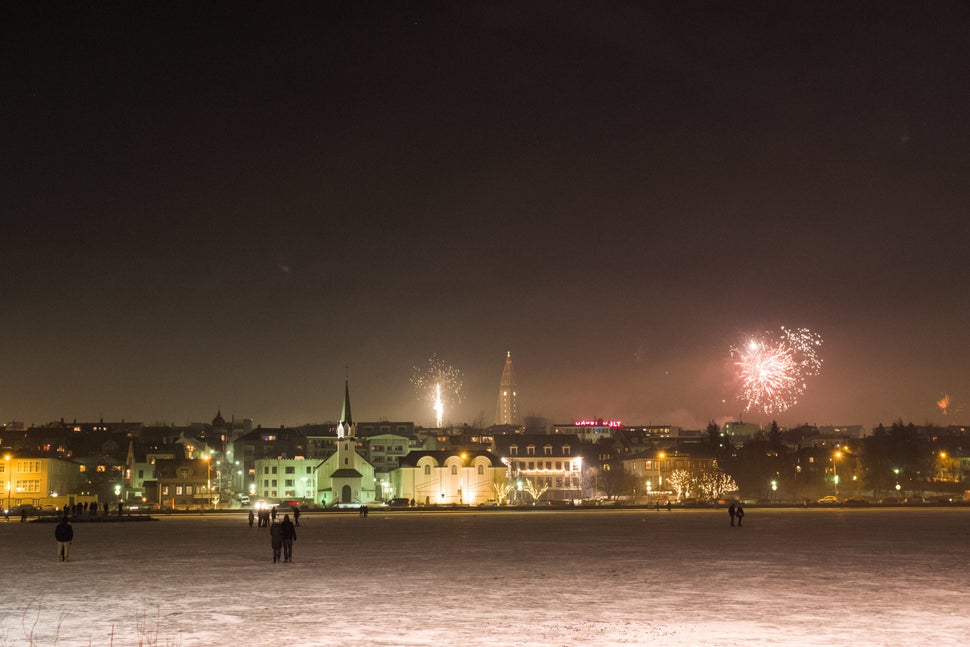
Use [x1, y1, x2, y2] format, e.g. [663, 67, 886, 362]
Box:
[424, 465, 431, 475]
[306, 467, 312, 474]
[264, 466, 270, 474]
[186, 485, 193, 495]
[544, 445, 552, 456]
[526, 446, 535, 456]
[555, 462, 562, 470]
[176, 486, 183, 496]
[509, 445, 518, 456]
[477, 465, 484, 475]
[528, 461, 535, 470]
[451, 465, 457, 475]
[285, 466, 295, 474]
[271, 466, 278, 474]
[285, 479, 294, 487]
[562, 445, 571, 456]
[162, 486, 169, 496]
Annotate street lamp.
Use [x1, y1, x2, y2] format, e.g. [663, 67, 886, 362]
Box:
[203, 453, 212, 510]
[833, 450, 842, 499]
[4, 454, 10, 516]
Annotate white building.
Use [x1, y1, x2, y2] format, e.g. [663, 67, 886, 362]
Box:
[391, 450, 506, 506]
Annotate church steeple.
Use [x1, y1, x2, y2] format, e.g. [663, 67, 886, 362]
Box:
[337, 379, 355, 439]
[497, 351, 518, 425]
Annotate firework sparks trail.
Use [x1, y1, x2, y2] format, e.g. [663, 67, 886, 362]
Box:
[731, 327, 823, 415]
[411, 354, 463, 427]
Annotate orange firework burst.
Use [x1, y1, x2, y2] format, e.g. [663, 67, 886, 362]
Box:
[937, 393, 952, 416]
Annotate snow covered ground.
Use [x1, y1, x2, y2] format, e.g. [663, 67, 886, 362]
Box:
[0, 507, 967, 646]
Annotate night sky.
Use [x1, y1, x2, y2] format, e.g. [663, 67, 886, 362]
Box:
[4, 2, 969, 429]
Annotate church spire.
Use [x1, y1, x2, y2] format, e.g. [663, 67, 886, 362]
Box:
[497, 351, 518, 425]
[337, 379, 355, 439]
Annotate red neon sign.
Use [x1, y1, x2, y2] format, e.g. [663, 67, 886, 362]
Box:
[573, 419, 623, 428]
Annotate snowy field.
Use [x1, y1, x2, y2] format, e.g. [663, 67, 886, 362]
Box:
[0, 507, 967, 646]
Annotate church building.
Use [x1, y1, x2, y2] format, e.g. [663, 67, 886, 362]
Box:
[314, 380, 376, 506]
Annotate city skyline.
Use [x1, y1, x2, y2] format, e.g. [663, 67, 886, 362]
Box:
[4, 4, 969, 430]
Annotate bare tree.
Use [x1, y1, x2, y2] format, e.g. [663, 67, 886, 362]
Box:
[522, 477, 550, 504]
[493, 481, 513, 504]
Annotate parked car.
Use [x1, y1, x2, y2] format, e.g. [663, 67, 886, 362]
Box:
[385, 498, 411, 508]
[844, 496, 869, 506]
[817, 496, 840, 505]
[477, 499, 499, 507]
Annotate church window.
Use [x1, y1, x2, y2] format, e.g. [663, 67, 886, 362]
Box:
[424, 465, 431, 475]
[477, 465, 484, 475]
[344, 458, 349, 465]
[451, 465, 457, 475]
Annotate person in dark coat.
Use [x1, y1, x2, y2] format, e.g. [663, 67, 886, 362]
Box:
[736, 505, 745, 527]
[269, 520, 283, 563]
[293, 507, 301, 526]
[55, 516, 74, 562]
[248, 510, 255, 527]
[728, 503, 737, 526]
[279, 514, 296, 563]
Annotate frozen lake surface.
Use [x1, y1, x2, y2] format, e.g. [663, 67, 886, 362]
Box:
[1, 507, 967, 646]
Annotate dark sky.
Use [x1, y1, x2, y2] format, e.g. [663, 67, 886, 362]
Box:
[3, 2, 969, 429]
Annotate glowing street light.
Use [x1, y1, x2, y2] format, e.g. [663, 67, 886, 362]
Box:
[4, 454, 10, 516]
[832, 450, 842, 499]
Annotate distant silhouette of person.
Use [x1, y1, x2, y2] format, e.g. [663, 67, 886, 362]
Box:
[103, 502, 109, 516]
[271, 506, 277, 523]
[293, 507, 301, 526]
[55, 516, 73, 562]
[118, 502, 124, 517]
[20, 507, 28, 522]
[736, 505, 745, 527]
[280, 514, 296, 562]
[248, 510, 255, 527]
[728, 503, 737, 526]
[269, 520, 283, 563]
[666, 501, 672, 512]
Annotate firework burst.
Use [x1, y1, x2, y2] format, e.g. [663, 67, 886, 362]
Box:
[731, 327, 823, 415]
[411, 354, 463, 427]
[937, 393, 952, 416]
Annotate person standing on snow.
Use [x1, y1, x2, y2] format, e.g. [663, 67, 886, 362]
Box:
[55, 516, 74, 562]
[280, 514, 296, 563]
[269, 519, 283, 563]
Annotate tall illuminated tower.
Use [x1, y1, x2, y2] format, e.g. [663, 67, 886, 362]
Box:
[497, 351, 518, 425]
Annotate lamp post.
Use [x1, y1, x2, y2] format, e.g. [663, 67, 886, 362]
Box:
[203, 453, 212, 510]
[833, 450, 842, 499]
[4, 454, 10, 516]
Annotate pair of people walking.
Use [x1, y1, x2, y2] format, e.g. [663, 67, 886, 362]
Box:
[270, 514, 297, 562]
[728, 503, 745, 527]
